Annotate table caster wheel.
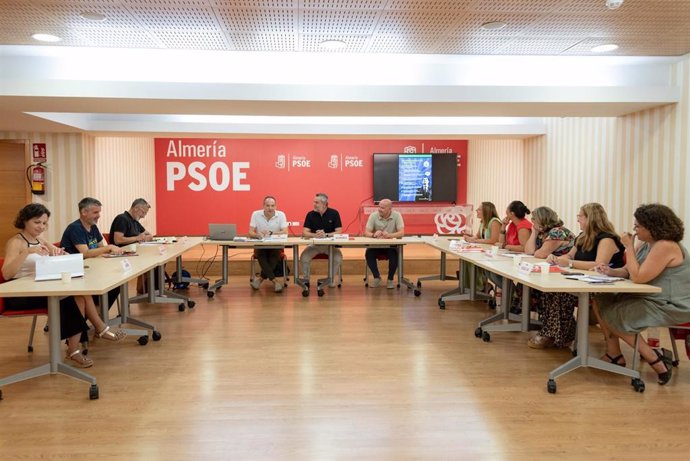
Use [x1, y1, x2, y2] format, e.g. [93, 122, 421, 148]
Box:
[572, 349, 578, 357]
[28, 346, 34, 353]
[365, 283, 369, 287]
[414, 289, 421, 296]
[474, 327, 483, 338]
[0, 389, 3, 400]
[631, 378, 645, 393]
[302, 289, 309, 297]
[317, 289, 325, 297]
[207, 291, 214, 298]
[178, 303, 185, 312]
[488, 300, 496, 308]
[152, 330, 162, 341]
[416, 281, 422, 289]
[438, 299, 445, 309]
[482, 331, 491, 342]
[672, 359, 680, 367]
[137, 335, 149, 346]
[201, 283, 209, 290]
[89, 384, 99, 400]
[188, 300, 196, 308]
[547, 379, 557, 394]
[43, 325, 49, 332]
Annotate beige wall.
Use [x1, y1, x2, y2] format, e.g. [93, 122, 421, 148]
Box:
[524, 54, 690, 237]
[0, 132, 87, 243]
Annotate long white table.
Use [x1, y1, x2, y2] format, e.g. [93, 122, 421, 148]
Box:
[0, 236, 203, 400]
[295, 236, 424, 297]
[203, 237, 308, 298]
[423, 236, 661, 393]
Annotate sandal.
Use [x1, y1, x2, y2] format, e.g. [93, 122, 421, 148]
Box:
[602, 353, 627, 367]
[65, 349, 94, 368]
[649, 348, 673, 385]
[95, 325, 127, 342]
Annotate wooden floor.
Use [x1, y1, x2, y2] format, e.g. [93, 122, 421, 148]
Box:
[1, 274, 690, 460]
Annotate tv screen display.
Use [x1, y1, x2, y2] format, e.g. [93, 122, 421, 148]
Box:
[373, 153, 457, 203]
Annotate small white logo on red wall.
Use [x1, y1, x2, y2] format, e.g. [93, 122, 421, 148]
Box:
[343, 156, 364, 168]
[328, 154, 338, 169]
[403, 146, 417, 153]
[434, 205, 473, 234]
[275, 154, 286, 169]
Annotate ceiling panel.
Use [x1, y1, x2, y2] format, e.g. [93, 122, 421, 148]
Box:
[0, 0, 688, 56]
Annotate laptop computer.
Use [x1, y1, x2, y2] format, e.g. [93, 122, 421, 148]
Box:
[208, 223, 237, 241]
[35, 253, 85, 281]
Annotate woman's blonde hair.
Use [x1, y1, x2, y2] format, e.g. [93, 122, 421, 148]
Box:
[532, 206, 562, 232]
[576, 202, 617, 251]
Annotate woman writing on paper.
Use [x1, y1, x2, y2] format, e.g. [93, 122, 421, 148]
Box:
[594, 204, 690, 384]
[2, 204, 126, 369]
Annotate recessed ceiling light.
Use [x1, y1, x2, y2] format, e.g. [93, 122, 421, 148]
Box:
[591, 44, 619, 53]
[480, 21, 507, 31]
[80, 11, 106, 21]
[319, 39, 347, 50]
[32, 33, 61, 42]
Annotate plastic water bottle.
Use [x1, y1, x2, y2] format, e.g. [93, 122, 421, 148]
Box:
[495, 290, 502, 307]
[647, 327, 660, 348]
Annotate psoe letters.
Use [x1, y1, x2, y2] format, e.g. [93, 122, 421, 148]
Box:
[166, 161, 250, 191]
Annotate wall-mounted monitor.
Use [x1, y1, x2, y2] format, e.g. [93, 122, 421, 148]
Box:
[373, 153, 458, 203]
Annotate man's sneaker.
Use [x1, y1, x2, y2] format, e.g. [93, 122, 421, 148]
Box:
[369, 277, 382, 288]
[251, 278, 261, 290]
[274, 280, 284, 293]
[386, 279, 395, 289]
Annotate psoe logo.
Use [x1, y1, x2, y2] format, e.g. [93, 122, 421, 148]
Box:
[275, 154, 286, 169]
[344, 155, 364, 168]
[403, 145, 417, 154]
[291, 155, 311, 168]
[434, 205, 473, 235]
[328, 154, 338, 169]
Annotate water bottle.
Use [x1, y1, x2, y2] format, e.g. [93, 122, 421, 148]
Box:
[495, 290, 502, 307]
[647, 327, 660, 348]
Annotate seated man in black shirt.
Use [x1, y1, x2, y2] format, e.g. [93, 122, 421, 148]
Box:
[300, 193, 343, 289]
[109, 198, 153, 246]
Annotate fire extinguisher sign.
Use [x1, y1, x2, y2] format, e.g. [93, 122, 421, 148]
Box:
[32, 143, 47, 162]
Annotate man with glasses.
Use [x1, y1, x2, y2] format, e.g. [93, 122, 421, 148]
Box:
[109, 198, 153, 246]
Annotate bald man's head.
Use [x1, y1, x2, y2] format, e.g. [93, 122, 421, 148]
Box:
[378, 199, 393, 218]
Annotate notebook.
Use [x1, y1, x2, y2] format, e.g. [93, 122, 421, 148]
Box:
[35, 253, 85, 281]
[207, 223, 237, 241]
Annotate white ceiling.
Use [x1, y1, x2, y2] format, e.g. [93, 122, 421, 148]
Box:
[2, 0, 690, 56]
[0, 0, 687, 136]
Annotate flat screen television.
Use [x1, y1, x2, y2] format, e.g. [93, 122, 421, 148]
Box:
[373, 153, 457, 203]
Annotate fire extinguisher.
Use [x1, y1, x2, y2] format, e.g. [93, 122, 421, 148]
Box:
[26, 163, 46, 195]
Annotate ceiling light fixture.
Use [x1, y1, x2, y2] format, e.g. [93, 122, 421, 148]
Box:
[319, 39, 347, 50]
[80, 11, 107, 21]
[605, 0, 624, 10]
[32, 33, 61, 42]
[480, 21, 507, 31]
[591, 44, 619, 53]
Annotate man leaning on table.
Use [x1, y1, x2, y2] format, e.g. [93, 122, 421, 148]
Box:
[60, 197, 124, 326]
[364, 198, 405, 289]
[109, 198, 153, 246]
[249, 195, 288, 292]
[300, 192, 343, 290]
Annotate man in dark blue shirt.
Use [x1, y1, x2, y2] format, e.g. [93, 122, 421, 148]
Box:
[61, 197, 124, 317]
[300, 193, 343, 290]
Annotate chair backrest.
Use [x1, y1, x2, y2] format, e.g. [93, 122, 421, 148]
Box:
[102, 233, 110, 245]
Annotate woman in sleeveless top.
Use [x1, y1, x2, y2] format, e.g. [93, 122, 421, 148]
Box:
[498, 200, 532, 252]
[548, 203, 624, 271]
[594, 204, 690, 385]
[465, 202, 502, 245]
[2, 204, 126, 369]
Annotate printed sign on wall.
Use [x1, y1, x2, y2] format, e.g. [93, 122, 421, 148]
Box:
[154, 138, 468, 236]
